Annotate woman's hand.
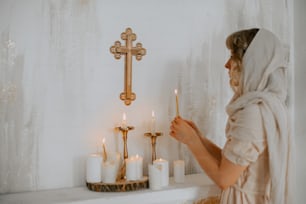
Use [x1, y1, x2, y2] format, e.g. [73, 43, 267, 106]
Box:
[184, 119, 202, 137]
[170, 116, 199, 145]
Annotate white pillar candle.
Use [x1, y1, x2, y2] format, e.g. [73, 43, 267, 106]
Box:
[135, 154, 143, 179]
[126, 157, 138, 181]
[102, 161, 118, 183]
[153, 158, 169, 187]
[148, 164, 162, 190]
[86, 154, 102, 183]
[101, 151, 121, 183]
[126, 155, 143, 180]
[108, 151, 121, 172]
[173, 160, 185, 183]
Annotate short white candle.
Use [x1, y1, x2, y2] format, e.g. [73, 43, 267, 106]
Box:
[102, 161, 117, 183]
[126, 157, 138, 181]
[86, 154, 102, 183]
[108, 151, 121, 172]
[126, 155, 143, 180]
[135, 154, 143, 179]
[153, 158, 169, 187]
[173, 160, 185, 183]
[148, 164, 162, 190]
[101, 152, 121, 183]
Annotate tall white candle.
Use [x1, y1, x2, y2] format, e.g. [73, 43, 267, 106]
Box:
[86, 154, 102, 183]
[173, 160, 185, 183]
[151, 110, 156, 135]
[148, 164, 162, 190]
[153, 158, 169, 187]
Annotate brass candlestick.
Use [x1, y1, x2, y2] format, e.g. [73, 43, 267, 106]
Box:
[144, 132, 163, 163]
[117, 126, 134, 159]
[116, 126, 134, 180]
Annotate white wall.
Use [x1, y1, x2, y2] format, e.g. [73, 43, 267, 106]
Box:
[0, 0, 300, 198]
[0, 0, 232, 192]
[294, 0, 306, 203]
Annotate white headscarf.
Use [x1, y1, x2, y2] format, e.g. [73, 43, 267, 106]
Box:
[226, 29, 295, 204]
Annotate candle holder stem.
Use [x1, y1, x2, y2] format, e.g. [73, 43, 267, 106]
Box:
[117, 126, 134, 180]
[118, 126, 134, 159]
[151, 136, 157, 162]
[144, 132, 163, 163]
[122, 129, 128, 159]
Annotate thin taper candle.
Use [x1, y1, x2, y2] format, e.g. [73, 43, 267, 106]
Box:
[151, 110, 156, 135]
[175, 89, 180, 116]
[102, 138, 107, 162]
[122, 112, 127, 129]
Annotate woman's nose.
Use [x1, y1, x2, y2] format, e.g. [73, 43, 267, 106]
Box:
[225, 59, 231, 69]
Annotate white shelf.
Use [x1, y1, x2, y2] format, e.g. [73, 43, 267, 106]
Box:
[0, 174, 221, 204]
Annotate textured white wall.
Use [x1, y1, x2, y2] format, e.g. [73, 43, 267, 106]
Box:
[0, 0, 295, 195]
[294, 0, 306, 203]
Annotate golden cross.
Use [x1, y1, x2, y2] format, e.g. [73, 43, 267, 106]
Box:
[110, 28, 146, 105]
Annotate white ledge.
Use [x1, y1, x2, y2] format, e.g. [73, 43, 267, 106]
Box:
[0, 173, 221, 204]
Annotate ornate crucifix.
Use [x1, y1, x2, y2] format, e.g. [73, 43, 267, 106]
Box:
[110, 28, 146, 105]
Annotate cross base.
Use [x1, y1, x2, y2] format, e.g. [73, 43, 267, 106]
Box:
[120, 92, 136, 105]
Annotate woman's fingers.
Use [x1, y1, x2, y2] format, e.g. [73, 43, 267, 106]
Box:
[170, 117, 191, 143]
[185, 119, 195, 128]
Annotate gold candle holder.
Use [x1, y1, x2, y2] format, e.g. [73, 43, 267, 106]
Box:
[117, 126, 134, 160]
[144, 132, 163, 163]
[116, 126, 134, 180]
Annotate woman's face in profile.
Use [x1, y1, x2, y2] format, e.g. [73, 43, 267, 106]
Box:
[225, 53, 240, 88]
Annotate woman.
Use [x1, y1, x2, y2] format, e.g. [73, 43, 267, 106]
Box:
[170, 28, 295, 204]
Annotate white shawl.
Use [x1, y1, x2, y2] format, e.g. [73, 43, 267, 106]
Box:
[226, 29, 295, 204]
